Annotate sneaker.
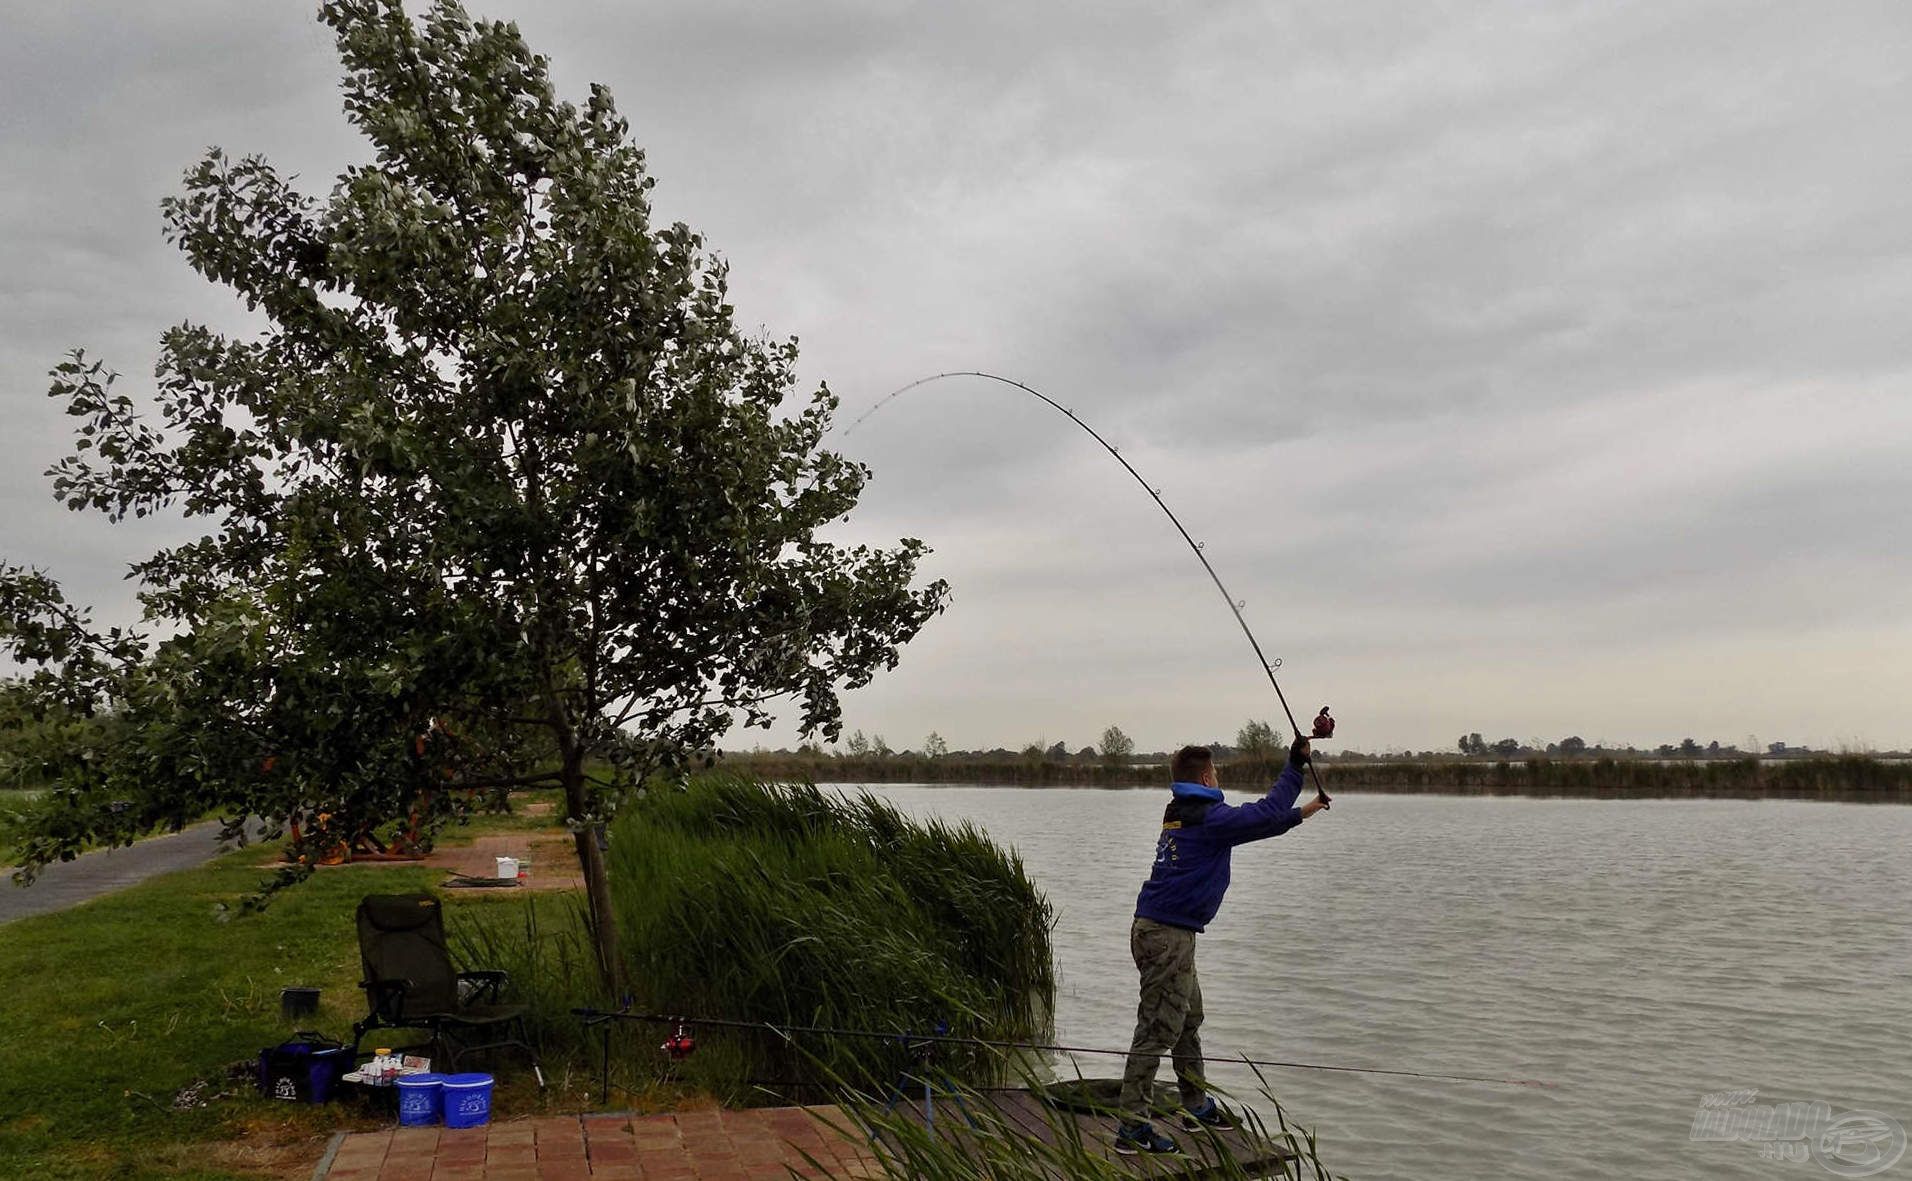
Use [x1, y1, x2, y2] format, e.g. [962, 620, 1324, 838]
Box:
[1179, 1098, 1235, 1132]
[1114, 1121, 1181, 1156]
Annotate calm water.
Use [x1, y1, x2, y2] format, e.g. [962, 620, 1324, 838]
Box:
[848, 786, 1912, 1181]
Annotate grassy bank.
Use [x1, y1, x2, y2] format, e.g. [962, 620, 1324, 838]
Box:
[720, 752, 1912, 802]
[0, 845, 438, 1179]
[0, 818, 616, 1180]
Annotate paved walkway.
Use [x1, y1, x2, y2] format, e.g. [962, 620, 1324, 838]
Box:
[317, 1109, 880, 1180]
[0, 818, 245, 925]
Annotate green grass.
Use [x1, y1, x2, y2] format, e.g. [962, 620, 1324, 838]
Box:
[0, 828, 603, 1179]
[0, 843, 432, 1178]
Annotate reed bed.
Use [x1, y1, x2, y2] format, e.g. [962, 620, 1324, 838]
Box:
[813, 1061, 1341, 1181]
[448, 891, 605, 1093]
[1319, 754, 1912, 799]
[605, 773, 1056, 1097]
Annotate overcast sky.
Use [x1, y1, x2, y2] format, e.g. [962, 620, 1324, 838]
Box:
[4, 1, 1910, 755]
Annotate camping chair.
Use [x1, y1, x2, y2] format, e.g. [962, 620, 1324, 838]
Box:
[351, 892, 545, 1086]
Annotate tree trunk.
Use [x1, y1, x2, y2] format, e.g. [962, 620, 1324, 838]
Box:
[563, 760, 624, 996]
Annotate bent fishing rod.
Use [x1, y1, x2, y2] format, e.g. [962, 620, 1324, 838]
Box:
[845, 371, 1332, 803]
[572, 1007, 1554, 1089]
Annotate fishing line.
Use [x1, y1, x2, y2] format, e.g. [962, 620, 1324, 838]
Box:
[572, 1008, 1555, 1089]
[844, 371, 1331, 800]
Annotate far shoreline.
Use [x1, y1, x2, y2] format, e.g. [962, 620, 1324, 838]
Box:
[836, 781, 1912, 804]
[717, 752, 1912, 805]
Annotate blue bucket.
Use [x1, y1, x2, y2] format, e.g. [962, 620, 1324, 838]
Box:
[440, 1073, 494, 1129]
[395, 1073, 444, 1126]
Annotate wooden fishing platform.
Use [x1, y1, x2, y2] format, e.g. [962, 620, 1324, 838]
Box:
[877, 1081, 1298, 1178]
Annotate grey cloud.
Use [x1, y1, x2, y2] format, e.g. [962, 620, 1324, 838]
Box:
[4, 0, 1909, 753]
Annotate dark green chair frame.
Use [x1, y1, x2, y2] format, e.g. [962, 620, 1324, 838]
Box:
[351, 892, 545, 1086]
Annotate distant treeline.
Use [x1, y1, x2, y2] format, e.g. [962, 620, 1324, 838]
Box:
[716, 751, 1912, 803]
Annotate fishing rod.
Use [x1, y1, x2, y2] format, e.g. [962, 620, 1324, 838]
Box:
[845, 371, 1333, 803]
[571, 1008, 1555, 1089]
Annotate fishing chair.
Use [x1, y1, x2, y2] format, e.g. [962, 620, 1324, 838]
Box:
[351, 892, 546, 1086]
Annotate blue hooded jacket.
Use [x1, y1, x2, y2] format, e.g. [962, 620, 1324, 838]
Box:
[1133, 763, 1306, 932]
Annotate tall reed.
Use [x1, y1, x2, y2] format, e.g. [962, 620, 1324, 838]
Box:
[810, 1061, 1341, 1181]
[448, 891, 603, 1075]
[607, 773, 1057, 1097]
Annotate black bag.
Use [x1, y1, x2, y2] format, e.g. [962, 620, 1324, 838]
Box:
[258, 1032, 349, 1103]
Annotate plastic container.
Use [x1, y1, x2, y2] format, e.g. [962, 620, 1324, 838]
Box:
[494, 856, 519, 880]
[395, 1073, 445, 1126]
[279, 986, 320, 1021]
[441, 1073, 494, 1128]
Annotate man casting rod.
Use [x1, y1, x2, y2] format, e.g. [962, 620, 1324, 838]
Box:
[846, 370, 1334, 802]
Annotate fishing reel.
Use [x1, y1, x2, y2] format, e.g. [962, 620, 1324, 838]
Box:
[660, 1022, 697, 1061]
[1309, 708, 1335, 810]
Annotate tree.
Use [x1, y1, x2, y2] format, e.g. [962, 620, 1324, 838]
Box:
[1490, 738, 1521, 757]
[870, 734, 892, 758]
[1235, 719, 1282, 761]
[845, 731, 874, 757]
[1458, 732, 1487, 756]
[0, 1, 946, 990]
[922, 731, 948, 760]
[1045, 740, 1069, 763]
[1558, 736, 1587, 757]
[1099, 725, 1134, 767]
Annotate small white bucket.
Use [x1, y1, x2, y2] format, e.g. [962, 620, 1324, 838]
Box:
[494, 856, 520, 880]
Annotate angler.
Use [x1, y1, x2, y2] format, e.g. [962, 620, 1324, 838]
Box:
[1115, 729, 1335, 1156]
[847, 371, 1357, 1150]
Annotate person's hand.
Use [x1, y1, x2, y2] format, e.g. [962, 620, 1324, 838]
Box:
[1288, 735, 1312, 768]
[1301, 795, 1329, 819]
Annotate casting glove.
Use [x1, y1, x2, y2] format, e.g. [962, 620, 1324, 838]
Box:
[1288, 736, 1312, 768]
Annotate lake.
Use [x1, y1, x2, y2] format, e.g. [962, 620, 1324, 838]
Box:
[848, 786, 1912, 1181]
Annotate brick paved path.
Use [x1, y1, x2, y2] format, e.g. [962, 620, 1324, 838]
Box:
[318, 1108, 881, 1180]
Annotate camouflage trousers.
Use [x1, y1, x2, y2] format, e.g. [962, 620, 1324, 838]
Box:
[1118, 916, 1207, 1118]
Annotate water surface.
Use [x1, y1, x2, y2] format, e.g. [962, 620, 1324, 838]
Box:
[850, 786, 1912, 1181]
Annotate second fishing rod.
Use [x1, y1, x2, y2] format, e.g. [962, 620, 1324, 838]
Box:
[846, 370, 1334, 803]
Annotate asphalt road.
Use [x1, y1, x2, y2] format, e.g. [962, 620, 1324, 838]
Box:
[0, 819, 252, 925]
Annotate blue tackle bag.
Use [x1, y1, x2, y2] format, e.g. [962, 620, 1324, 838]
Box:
[257, 1032, 349, 1103]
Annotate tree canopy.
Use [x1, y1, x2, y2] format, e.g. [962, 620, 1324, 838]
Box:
[0, 0, 945, 985]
